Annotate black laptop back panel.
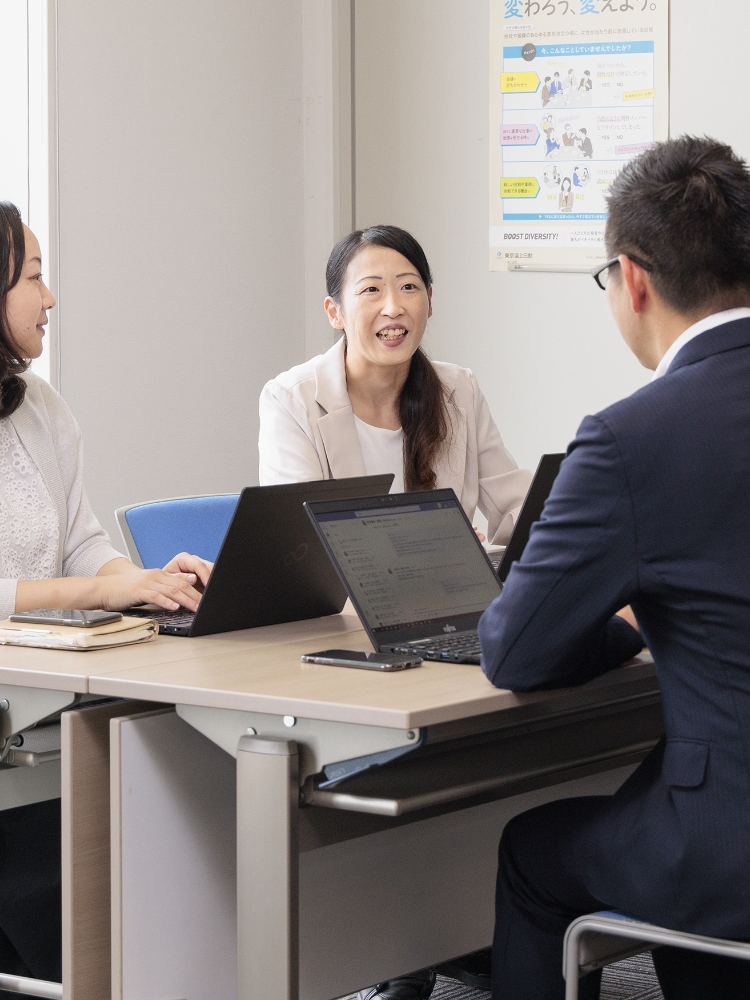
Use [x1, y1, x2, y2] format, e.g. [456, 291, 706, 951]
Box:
[185, 475, 393, 636]
[305, 489, 502, 650]
[495, 453, 565, 584]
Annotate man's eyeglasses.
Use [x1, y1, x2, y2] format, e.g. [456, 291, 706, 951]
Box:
[591, 254, 654, 290]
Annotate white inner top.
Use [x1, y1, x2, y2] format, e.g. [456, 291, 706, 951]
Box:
[353, 415, 405, 493]
[0, 419, 59, 583]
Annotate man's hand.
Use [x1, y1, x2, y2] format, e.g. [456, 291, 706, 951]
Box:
[615, 605, 640, 633]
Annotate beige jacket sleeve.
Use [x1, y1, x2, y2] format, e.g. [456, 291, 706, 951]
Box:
[466, 374, 533, 545]
[258, 379, 328, 485]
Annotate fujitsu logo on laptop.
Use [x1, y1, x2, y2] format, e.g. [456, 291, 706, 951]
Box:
[443, 624, 457, 633]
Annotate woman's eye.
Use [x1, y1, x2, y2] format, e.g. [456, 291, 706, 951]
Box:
[360, 286, 379, 294]
[402, 283, 418, 291]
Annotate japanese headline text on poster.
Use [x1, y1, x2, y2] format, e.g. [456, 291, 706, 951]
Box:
[490, 0, 669, 271]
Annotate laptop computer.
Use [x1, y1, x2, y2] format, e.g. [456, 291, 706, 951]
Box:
[304, 454, 564, 664]
[127, 475, 393, 636]
[491, 452, 565, 583]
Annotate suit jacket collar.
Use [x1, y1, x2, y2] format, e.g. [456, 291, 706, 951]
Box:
[668, 317, 750, 375]
[313, 337, 367, 478]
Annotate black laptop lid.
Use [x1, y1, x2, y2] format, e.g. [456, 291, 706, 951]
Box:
[305, 489, 501, 649]
[189, 475, 393, 636]
[495, 453, 565, 584]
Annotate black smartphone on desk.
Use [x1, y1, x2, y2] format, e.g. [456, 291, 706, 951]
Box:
[9, 609, 123, 628]
[301, 649, 423, 671]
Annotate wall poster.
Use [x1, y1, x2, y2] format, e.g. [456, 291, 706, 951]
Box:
[490, 0, 669, 271]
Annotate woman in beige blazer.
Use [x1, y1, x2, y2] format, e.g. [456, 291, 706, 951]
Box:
[260, 226, 529, 999]
[259, 226, 531, 546]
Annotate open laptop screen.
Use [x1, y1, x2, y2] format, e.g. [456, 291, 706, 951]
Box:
[307, 491, 501, 641]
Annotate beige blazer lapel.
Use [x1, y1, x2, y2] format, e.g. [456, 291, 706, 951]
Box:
[435, 404, 468, 497]
[313, 338, 367, 479]
[318, 409, 367, 478]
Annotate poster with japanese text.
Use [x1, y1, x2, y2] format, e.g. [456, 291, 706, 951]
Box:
[490, 0, 669, 270]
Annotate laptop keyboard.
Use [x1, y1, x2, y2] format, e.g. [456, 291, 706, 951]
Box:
[127, 607, 196, 632]
[388, 630, 482, 664]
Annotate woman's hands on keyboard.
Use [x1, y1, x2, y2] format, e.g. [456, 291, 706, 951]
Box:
[162, 552, 213, 593]
[94, 553, 214, 612]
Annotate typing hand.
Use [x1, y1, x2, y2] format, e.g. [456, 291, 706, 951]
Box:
[162, 552, 213, 593]
[97, 567, 206, 613]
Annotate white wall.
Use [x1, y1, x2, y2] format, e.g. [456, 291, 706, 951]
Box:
[51, 0, 750, 539]
[55, 0, 306, 541]
[353, 0, 750, 473]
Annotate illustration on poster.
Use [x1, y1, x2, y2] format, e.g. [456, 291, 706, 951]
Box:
[491, 0, 667, 268]
[559, 177, 574, 212]
[499, 39, 656, 217]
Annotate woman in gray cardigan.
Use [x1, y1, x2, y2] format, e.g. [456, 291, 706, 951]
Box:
[0, 202, 211, 987]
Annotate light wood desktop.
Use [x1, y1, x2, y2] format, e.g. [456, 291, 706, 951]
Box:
[0, 610, 662, 1000]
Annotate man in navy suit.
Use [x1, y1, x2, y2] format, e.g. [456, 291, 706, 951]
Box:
[479, 135, 750, 1000]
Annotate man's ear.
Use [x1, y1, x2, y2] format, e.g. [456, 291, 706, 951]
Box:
[324, 296, 345, 330]
[619, 255, 650, 315]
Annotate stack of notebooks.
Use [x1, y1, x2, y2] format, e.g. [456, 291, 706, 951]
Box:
[0, 615, 158, 651]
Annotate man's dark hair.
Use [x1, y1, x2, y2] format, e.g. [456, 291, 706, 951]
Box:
[606, 136, 750, 313]
[580, 128, 587, 136]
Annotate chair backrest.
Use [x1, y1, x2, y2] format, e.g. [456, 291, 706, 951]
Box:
[116, 494, 241, 569]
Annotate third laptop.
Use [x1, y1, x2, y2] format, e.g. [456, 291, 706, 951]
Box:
[304, 454, 564, 664]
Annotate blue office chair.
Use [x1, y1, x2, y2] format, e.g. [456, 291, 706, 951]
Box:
[116, 494, 240, 569]
[563, 910, 750, 1000]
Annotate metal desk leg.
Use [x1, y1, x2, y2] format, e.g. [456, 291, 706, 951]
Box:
[237, 735, 299, 1000]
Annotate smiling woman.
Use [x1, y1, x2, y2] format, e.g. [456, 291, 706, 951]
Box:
[258, 225, 533, 546]
[0, 202, 215, 985]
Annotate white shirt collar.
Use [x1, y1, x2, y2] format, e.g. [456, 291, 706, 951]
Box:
[652, 308, 750, 380]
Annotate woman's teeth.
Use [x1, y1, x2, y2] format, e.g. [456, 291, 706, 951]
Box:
[377, 328, 407, 341]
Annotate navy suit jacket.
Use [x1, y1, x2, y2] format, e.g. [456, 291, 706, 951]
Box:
[479, 318, 750, 937]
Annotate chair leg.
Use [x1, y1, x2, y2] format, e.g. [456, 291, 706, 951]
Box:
[0, 973, 62, 998]
[563, 923, 583, 1000]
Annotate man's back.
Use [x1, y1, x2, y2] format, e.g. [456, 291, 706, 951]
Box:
[480, 316, 750, 936]
[483, 135, 750, 1000]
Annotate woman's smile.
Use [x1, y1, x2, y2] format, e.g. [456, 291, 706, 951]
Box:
[376, 325, 408, 346]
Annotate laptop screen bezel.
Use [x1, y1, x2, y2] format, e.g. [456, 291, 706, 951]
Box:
[495, 453, 565, 584]
[305, 488, 502, 649]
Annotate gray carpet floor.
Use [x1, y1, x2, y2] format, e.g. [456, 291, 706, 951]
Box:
[341, 951, 665, 999]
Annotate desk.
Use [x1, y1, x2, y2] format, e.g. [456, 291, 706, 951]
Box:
[0, 610, 662, 1000]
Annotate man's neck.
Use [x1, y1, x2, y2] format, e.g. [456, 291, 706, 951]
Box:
[650, 299, 750, 369]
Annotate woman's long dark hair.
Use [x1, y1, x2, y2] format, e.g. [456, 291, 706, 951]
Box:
[326, 225, 450, 492]
[0, 203, 31, 417]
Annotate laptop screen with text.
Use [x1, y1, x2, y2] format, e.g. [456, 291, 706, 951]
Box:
[309, 494, 501, 638]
